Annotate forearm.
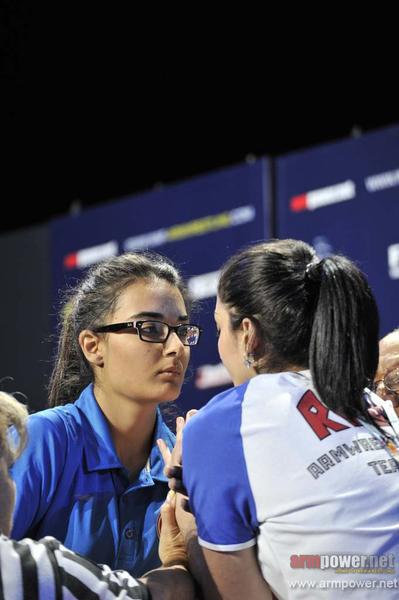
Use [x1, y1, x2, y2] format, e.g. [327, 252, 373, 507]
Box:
[202, 546, 273, 600]
[184, 533, 221, 600]
[141, 565, 196, 600]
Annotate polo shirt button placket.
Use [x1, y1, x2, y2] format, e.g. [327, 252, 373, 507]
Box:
[125, 528, 135, 540]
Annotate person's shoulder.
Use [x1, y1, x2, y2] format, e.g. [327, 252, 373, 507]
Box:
[25, 403, 84, 445]
[184, 381, 250, 440]
[200, 380, 250, 415]
[0, 534, 58, 561]
[246, 371, 314, 407]
[28, 402, 77, 421]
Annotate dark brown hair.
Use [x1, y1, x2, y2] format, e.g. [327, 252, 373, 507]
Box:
[218, 239, 379, 423]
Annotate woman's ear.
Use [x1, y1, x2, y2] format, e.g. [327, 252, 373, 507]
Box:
[241, 317, 260, 356]
[79, 330, 104, 367]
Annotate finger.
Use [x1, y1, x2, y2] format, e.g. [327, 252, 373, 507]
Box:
[175, 491, 189, 505]
[185, 409, 197, 422]
[164, 464, 183, 479]
[180, 496, 192, 514]
[160, 491, 178, 527]
[157, 439, 172, 464]
[175, 416, 185, 437]
[168, 479, 187, 494]
[165, 489, 176, 508]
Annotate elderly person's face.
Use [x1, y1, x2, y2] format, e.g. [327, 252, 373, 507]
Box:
[374, 331, 399, 415]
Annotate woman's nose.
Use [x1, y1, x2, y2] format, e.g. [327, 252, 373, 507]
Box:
[164, 331, 186, 355]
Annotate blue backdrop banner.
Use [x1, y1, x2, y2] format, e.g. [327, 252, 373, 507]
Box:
[276, 124, 399, 336]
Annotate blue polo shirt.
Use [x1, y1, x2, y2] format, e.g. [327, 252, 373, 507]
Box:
[10, 384, 175, 576]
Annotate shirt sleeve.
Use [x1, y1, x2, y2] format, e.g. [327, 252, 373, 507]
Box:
[0, 535, 149, 599]
[182, 388, 259, 551]
[10, 412, 68, 539]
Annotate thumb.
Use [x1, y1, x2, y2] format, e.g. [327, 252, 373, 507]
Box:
[160, 491, 178, 532]
[159, 490, 188, 568]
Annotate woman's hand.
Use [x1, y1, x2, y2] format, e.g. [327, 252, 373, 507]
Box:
[157, 410, 197, 493]
[157, 410, 198, 545]
[158, 490, 188, 568]
[174, 489, 198, 546]
[143, 490, 196, 600]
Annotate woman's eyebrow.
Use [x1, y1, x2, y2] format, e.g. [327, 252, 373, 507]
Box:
[129, 311, 189, 321]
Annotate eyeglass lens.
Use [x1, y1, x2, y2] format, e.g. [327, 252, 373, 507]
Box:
[138, 321, 199, 345]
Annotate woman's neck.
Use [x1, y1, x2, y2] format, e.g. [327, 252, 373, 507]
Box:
[256, 361, 308, 375]
[93, 384, 158, 477]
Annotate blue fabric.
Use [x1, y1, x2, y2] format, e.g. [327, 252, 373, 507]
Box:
[10, 384, 175, 577]
[183, 381, 258, 548]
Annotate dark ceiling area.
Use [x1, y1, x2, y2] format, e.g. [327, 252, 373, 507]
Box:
[2, 4, 399, 235]
[3, 105, 397, 236]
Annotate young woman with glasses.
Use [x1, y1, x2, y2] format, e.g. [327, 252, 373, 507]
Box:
[10, 251, 201, 577]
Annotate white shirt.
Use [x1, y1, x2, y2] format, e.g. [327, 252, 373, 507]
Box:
[183, 371, 399, 599]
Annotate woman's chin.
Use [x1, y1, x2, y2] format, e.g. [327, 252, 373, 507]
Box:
[157, 386, 183, 404]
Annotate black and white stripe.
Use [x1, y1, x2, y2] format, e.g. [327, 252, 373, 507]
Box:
[0, 535, 149, 600]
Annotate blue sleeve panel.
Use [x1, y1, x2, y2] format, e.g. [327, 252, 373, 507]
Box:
[183, 382, 259, 549]
[10, 408, 70, 539]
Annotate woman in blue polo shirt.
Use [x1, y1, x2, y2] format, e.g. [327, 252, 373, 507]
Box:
[10, 251, 202, 577]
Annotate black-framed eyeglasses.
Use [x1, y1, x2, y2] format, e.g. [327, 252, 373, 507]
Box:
[94, 320, 202, 346]
[371, 368, 399, 396]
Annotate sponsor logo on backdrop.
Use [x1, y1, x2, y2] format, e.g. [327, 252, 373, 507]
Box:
[62, 206, 255, 271]
[388, 243, 399, 279]
[64, 241, 118, 270]
[195, 363, 232, 389]
[123, 205, 256, 251]
[290, 181, 356, 212]
[188, 271, 220, 300]
[312, 236, 334, 258]
[365, 168, 399, 192]
[63, 205, 256, 272]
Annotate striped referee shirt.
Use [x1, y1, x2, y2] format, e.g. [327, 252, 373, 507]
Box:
[0, 535, 149, 599]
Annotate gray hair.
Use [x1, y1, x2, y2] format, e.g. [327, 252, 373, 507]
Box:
[0, 391, 28, 467]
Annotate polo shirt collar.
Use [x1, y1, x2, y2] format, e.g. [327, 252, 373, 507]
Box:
[75, 384, 121, 471]
[75, 384, 175, 479]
